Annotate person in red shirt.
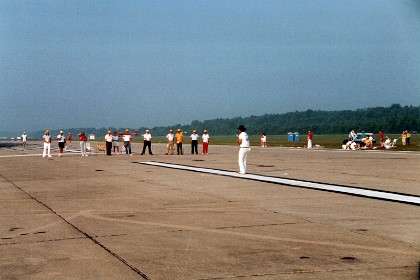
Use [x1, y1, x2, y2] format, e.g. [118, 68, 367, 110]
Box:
[307, 130, 313, 148]
[78, 132, 88, 156]
[378, 131, 384, 147]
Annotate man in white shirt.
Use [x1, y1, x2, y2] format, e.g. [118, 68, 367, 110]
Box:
[202, 130, 210, 155]
[122, 129, 132, 155]
[104, 130, 113, 156]
[21, 132, 28, 148]
[236, 125, 250, 175]
[56, 130, 66, 157]
[141, 129, 153, 155]
[165, 129, 175, 155]
[190, 130, 199, 155]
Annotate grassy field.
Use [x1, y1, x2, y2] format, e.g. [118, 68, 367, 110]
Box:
[143, 134, 419, 152]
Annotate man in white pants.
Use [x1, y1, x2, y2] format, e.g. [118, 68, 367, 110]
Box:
[236, 125, 250, 175]
[42, 130, 52, 158]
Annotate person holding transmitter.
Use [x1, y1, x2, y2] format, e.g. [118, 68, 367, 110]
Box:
[236, 125, 250, 175]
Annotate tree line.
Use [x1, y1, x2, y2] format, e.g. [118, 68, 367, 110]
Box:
[33, 104, 419, 137]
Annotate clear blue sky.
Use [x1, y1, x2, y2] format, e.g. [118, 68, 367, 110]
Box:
[1, 0, 419, 133]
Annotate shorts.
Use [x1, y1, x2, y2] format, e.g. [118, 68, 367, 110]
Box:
[113, 141, 119, 147]
[58, 142, 65, 149]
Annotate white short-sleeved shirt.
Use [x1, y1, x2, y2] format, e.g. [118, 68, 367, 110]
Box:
[190, 134, 199, 141]
[166, 133, 174, 141]
[202, 134, 210, 143]
[43, 135, 51, 143]
[239, 132, 250, 148]
[143, 133, 152, 141]
[57, 134, 65, 143]
[22, 134, 27, 141]
[123, 134, 132, 142]
[105, 134, 113, 142]
[261, 135, 266, 142]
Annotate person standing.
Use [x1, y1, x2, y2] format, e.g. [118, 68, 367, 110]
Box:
[105, 130, 113, 156]
[42, 130, 52, 158]
[68, 133, 73, 146]
[56, 131, 66, 157]
[112, 132, 120, 154]
[307, 130, 313, 148]
[236, 125, 250, 175]
[165, 129, 175, 155]
[406, 130, 411, 145]
[348, 130, 357, 141]
[21, 132, 28, 148]
[141, 129, 153, 155]
[202, 130, 210, 155]
[401, 131, 407, 146]
[190, 130, 199, 155]
[78, 132, 88, 156]
[122, 129, 132, 155]
[260, 132, 267, 147]
[175, 129, 184, 155]
[378, 131, 384, 147]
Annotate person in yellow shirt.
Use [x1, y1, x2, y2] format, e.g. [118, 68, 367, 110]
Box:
[401, 131, 407, 146]
[175, 129, 184, 155]
[405, 130, 411, 145]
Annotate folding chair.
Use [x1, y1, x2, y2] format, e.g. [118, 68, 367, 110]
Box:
[97, 144, 105, 155]
[85, 142, 94, 155]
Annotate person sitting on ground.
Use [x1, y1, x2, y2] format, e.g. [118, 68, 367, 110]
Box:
[350, 141, 360, 150]
[384, 136, 392, 149]
[364, 136, 373, 150]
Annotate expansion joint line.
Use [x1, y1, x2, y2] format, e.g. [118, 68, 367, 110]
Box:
[0, 174, 151, 280]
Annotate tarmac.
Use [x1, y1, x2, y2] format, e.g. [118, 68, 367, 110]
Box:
[0, 141, 419, 280]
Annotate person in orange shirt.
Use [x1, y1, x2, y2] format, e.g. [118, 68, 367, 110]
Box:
[175, 129, 184, 155]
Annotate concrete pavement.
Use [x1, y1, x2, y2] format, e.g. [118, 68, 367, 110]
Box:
[0, 141, 419, 279]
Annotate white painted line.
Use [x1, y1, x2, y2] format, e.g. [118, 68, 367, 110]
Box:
[0, 150, 90, 158]
[139, 161, 420, 206]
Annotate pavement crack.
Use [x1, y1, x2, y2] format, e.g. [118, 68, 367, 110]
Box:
[0, 173, 152, 280]
[0, 236, 87, 246]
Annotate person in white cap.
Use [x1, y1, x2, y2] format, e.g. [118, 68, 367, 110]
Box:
[141, 129, 153, 155]
[21, 132, 28, 148]
[42, 130, 52, 158]
[175, 129, 183, 155]
[236, 125, 250, 175]
[165, 129, 174, 155]
[122, 129, 132, 155]
[202, 130, 209, 155]
[56, 130, 66, 157]
[190, 130, 199, 154]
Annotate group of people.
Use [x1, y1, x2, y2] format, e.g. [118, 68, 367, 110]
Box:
[38, 125, 252, 175]
[343, 130, 376, 150]
[40, 128, 212, 158]
[343, 129, 412, 150]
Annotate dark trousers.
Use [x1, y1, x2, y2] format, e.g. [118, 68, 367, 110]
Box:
[191, 140, 198, 154]
[124, 141, 131, 154]
[106, 141, 112, 155]
[177, 143, 183, 155]
[141, 141, 153, 154]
